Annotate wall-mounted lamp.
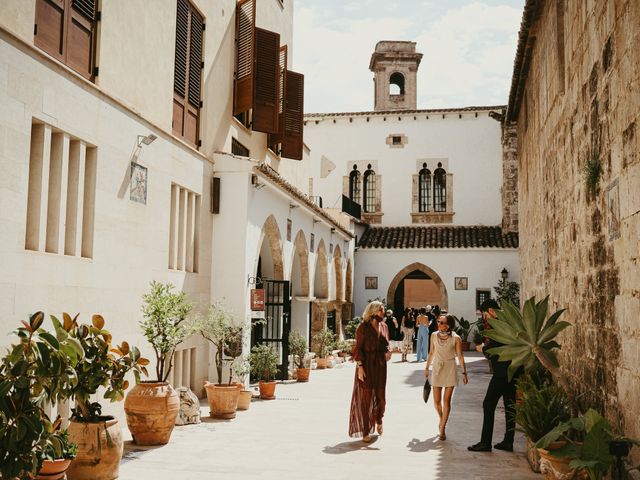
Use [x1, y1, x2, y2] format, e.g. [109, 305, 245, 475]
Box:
[251, 174, 265, 190]
[289, 203, 299, 209]
[330, 227, 336, 233]
[501, 268, 509, 280]
[137, 133, 157, 147]
[312, 218, 321, 224]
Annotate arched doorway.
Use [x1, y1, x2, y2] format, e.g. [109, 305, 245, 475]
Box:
[290, 230, 310, 343]
[386, 263, 448, 316]
[255, 215, 284, 281]
[311, 239, 329, 349]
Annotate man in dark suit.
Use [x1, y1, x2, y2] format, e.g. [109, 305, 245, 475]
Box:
[468, 299, 519, 452]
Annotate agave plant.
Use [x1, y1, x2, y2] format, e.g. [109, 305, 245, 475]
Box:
[484, 296, 578, 415]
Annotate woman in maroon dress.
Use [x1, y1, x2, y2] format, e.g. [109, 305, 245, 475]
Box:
[349, 301, 391, 442]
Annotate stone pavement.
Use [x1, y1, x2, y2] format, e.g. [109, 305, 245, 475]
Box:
[120, 352, 539, 480]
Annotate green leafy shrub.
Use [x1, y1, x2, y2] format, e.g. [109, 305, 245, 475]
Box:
[344, 317, 362, 339]
[313, 328, 336, 359]
[249, 344, 279, 382]
[288, 330, 308, 369]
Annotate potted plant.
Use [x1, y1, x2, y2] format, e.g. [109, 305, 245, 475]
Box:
[249, 343, 279, 400]
[454, 316, 472, 350]
[313, 328, 335, 369]
[190, 300, 243, 419]
[0, 312, 80, 480]
[344, 317, 362, 340]
[289, 330, 310, 382]
[232, 358, 252, 410]
[336, 339, 353, 358]
[37, 424, 78, 480]
[125, 282, 192, 445]
[63, 314, 148, 480]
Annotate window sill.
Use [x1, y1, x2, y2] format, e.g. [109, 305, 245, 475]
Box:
[411, 212, 454, 224]
[232, 116, 253, 135]
[362, 212, 383, 224]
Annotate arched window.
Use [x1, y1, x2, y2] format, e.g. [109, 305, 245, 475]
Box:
[433, 162, 447, 212]
[418, 163, 431, 212]
[389, 72, 405, 95]
[363, 164, 376, 213]
[348, 165, 361, 204]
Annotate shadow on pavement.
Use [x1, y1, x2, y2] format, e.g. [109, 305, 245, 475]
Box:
[406, 436, 443, 453]
[323, 436, 380, 454]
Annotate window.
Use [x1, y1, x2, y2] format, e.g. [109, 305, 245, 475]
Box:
[25, 121, 97, 258]
[172, 0, 204, 147]
[392, 136, 402, 145]
[363, 164, 376, 213]
[348, 165, 361, 204]
[231, 138, 250, 157]
[168, 183, 201, 272]
[433, 162, 447, 212]
[34, 0, 99, 80]
[389, 72, 405, 95]
[476, 290, 492, 310]
[418, 163, 431, 212]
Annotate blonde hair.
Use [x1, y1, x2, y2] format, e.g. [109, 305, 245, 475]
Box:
[362, 301, 384, 323]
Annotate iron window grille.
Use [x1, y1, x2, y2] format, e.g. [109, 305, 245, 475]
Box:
[363, 164, 376, 213]
[349, 165, 361, 203]
[418, 163, 431, 212]
[433, 163, 447, 212]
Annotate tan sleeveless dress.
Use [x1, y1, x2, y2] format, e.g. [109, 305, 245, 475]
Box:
[430, 331, 460, 387]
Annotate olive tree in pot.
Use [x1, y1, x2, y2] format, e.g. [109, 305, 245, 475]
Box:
[191, 300, 243, 419]
[0, 312, 80, 480]
[63, 314, 148, 480]
[313, 328, 335, 369]
[289, 330, 310, 382]
[249, 343, 279, 399]
[125, 282, 193, 446]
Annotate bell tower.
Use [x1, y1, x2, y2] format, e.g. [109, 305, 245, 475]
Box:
[369, 41, 423, 111]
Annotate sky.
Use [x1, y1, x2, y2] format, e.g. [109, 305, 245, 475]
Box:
[292, 0, 526, 113]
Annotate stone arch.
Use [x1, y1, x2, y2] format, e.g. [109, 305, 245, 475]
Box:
[313, 239, 329, 299]
[333, 244, 344, 302]
[386, 262, 448, 310]
[289, 230, 309, 297]
[345, 258, 353, 302]
[255, 215, 284, 280]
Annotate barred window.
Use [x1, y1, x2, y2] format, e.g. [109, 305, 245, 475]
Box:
[418, 163, 431, 212]
[363, 164, 376, 213]
[349, 165, 361, 204]
[433, 162, 447, 212]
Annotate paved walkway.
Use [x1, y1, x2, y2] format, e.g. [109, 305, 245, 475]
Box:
[120, 352, 538, 480]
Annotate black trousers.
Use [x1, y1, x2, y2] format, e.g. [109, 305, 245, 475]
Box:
[480, 374, 517, 445]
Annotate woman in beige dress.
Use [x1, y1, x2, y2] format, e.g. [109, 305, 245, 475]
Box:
[425, 314, 468, 440]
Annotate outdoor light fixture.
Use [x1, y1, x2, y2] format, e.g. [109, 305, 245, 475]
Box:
[331, 227, 336, 233]
[137, 133, 157, 147]
[289, 203, 299, 209]
[501, 268, 509, 280]
[251, 174, 265, 190]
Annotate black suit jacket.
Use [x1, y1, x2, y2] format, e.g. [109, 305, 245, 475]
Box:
[483, 337, 516, 379]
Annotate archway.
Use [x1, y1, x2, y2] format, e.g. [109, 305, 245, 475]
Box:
[313, 239, 328, 299]
[290, 230, 310, 342]
[389, 71, 405, 95]
[345, 258, 353, 303]
[386, 263, 448, 316]
[255, 215, 284, 281]
[332, 245, 344, 302]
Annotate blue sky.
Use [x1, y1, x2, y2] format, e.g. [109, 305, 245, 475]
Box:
[293, 0, 525, 113]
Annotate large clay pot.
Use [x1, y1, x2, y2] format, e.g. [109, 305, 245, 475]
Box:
[259, 381, 276, 400]
[316, 357, 327, 369]
[36, 458, 72, 480]
[204, 382, 239, 418]
[67, 417, 123, 480]
[124, 382, 179, 446]
[237, 390, 252, 410]
[327, 355, 335, 368]
[296, 368, 310, 382]
[526, 439, 541, 473]
[538, 444, 587, 480]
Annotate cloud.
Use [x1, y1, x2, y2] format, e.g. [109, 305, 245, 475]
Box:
[293, 1, 523, 113]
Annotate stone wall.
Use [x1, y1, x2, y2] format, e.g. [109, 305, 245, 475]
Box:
[501, 123, 519, 233]
[515, 0, 640, 460]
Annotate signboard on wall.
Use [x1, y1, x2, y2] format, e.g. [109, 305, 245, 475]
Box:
[251, 289, 265, 311]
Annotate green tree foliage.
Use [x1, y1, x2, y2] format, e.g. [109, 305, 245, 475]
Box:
[249, 343, 279, 382]
[494, 278, 520, 308]
[288, 330, 308, 369]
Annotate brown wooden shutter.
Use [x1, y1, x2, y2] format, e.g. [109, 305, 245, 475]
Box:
[35, 0, 65, 60]
[268, 46, 288, 150]
[281, 71, 304, 160]
[67, 0, 97, 79]
[172, 0, 202, 147]
[252, 28, 280, 134]
[234, 0, 255, 115]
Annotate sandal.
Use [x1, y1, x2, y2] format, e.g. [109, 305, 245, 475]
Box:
[363, 435, 372, 443]
[377, 423, 383, 435]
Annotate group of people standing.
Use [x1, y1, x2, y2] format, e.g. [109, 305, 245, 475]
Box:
[378, 305, 443, 362]
[348, 298, 520, 453]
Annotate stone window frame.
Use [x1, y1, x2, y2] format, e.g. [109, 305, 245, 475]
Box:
[385, 133, 408, 149]
[343, 161, 383, 224]
[411, 159, 453, 224]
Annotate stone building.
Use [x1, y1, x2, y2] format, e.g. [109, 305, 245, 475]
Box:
[507, 0, 640, 460]
[304, 41, 520, 323]
[0, 0, 356, 419]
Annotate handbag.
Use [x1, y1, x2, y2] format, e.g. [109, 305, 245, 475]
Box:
[423, 378, 431, 403]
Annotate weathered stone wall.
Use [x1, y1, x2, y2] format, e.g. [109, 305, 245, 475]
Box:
[501, 123, 519, 233]
[516, 0, 640, 459]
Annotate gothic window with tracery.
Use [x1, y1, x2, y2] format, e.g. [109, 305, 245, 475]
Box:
[418, 163, 431, 212]
[433, 162, 447, 212]
[349, 165, 361, 204]
[363, 164, 376, 213]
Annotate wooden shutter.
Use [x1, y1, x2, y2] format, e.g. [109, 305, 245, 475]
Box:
[172, 0, 203, 147]
[234, 0, 255, 115]
[268, 46, 288, 150]
[281, 71, 304, 160]
[252, 28, 280, 134]
[35, 0, 65, 60]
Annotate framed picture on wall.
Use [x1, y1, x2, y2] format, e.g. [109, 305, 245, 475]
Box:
[130, 162, 147, 204]
[365, 276, 378, 290]
[454, 277, 468, 290]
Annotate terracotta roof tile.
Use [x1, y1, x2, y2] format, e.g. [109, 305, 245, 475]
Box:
[358, 226, 519, 249]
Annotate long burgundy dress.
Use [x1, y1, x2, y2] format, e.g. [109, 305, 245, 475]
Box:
[349, 321, 388, 438]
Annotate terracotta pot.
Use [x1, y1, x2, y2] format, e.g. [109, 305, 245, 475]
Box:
[259, 380, 276, 400]
[204, 382, 240, 418]
[327, 355, 335, 368]
[234, 382, 244, 391]
[316, 358, 328, 369]
[526, 439, 541, 473]
[36, 458, 72, 480]
[296, 368, 310, 382]
[538, 444, 587, 480]
[124, 382, 179, 446]
[67, 417, 123, 480]
[237, 390, 252, 410]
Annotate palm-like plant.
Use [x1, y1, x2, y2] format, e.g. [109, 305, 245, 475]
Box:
[484, 296, 578, 415]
